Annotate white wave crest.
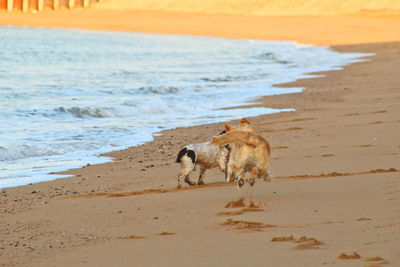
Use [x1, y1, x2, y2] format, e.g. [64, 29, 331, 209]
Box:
[55, 106, 117, 118]
[0, 144, 62, 161]
[138, 86, 181, 94]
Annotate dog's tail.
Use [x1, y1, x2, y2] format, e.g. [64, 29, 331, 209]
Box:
[176, 147, 188, 163]
[176, 147, 196, 164]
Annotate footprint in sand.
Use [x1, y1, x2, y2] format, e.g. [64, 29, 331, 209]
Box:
[119, 235, 145, 239]
[217, 210, 245, 216]
[337, 252, 361, 259]
[359, 144, 372, 148]
[271, 235, 295, 242]
[224, 197, 246, 208]
[321, 154, 335, 157]
[357, 217, 372, 221]
[271, 235, 324, 249]
[157, 232, 175, 236]
[274, 146, 289, 149]
[218, 198, 264, 216]
[338, 253, 389, 265]
[371, 110, 387, 114]
[293, 237, 324, 249]
[342, 113, 360, 117]
[220, 218, 277, 232]
[364, 256, 389, 266]
[279, 168, 399, 179]
[221, 198, 272, 231]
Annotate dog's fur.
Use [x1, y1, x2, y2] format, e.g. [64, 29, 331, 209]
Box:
[176, 141, 230, 188]
[212, 119, 270, 188]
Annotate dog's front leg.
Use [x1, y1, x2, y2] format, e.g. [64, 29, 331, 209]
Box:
[226, 162, 237, 182]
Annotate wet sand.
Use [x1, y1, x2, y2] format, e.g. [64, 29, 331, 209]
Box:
[1, 6, 400, 267]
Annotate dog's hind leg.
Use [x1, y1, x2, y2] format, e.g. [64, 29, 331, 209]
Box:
[237, 168, 246, 189]
[177, 173, 184, 188]
[249, 167, 258, 187]
[178, 156, 196, 187]
[197, 167, 206, 185]
[258, 169, 271, 182]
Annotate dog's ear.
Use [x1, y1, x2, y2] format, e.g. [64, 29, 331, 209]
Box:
[241, 118, 250, 125]
[223, 123, 232, 131]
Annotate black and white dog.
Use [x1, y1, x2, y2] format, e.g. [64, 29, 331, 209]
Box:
[176, 131, 230, 188]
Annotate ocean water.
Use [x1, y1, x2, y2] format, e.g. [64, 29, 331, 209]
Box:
[0, 26, 369, 188]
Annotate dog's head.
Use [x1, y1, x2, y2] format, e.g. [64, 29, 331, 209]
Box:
[222, 118, 256, 133]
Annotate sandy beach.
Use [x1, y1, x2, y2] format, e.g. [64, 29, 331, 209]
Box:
[1, 9, 400, 46]
[1, 1, 400, 266]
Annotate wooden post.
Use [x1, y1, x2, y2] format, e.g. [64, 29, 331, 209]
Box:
[38, 0, 44, 11]
[68, 0, 74, 9]
[83, 0, 89, 8]
[6, 0, 13, 11]
[22, 0, 29, 12]
[53, 0, 58, 10]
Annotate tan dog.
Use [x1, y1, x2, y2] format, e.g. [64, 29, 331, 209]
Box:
[212, 119, 270, 188]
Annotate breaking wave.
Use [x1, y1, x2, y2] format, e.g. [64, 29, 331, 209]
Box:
[259, 52, 292, 65]
[55, 106, 118, 118]
[138, 86, 181, 94]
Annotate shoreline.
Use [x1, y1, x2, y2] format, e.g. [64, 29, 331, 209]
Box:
[0, 27, 367, 190]
[1, 10, 400, 266]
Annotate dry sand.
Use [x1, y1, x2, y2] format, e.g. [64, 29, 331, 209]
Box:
[1, 9, 400, 46]
[91, 0, 400, 17]
[1, 1, 400, 266]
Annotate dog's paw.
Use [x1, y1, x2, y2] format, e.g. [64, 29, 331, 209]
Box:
[237, 178, 245, 188]
[184, 178, 196, 186]
[263, 172, 273, 182]
[249, 179, 255, 187]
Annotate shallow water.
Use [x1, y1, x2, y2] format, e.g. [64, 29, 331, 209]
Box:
[0, 26, 369, 188]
